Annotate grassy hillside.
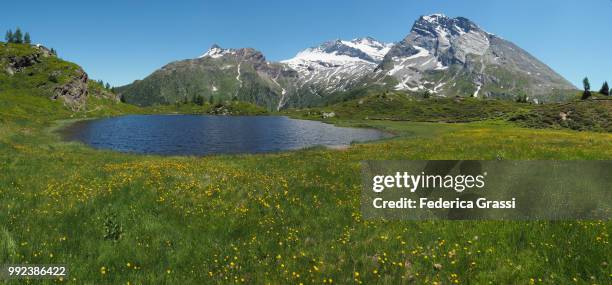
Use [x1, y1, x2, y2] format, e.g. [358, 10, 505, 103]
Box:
[511, 99, 611, 132]
[291, 92, 532, 122]
[290, 91, 612, 132]
[0, 43, 81, 97]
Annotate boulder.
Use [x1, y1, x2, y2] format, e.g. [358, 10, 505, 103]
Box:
[322, 112, 336, 119]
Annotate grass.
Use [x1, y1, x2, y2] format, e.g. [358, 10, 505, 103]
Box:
[0, 87, 611, 284]
[290, 92, 533, 123]
[511, 99, 611, 132]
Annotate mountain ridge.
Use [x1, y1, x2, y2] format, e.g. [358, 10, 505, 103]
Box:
[118, 14, 577, 109]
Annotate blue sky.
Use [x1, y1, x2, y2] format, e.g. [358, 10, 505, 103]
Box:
[3, 0, 611, 88]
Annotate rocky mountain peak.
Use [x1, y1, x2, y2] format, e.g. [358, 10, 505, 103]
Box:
[350, 37, 390, 49]
[383, 14, 492, 68]
[411, 14, 484, 42]
[200, 44, 234, 58]
[199, 44, 266, 63]
[378, 14, 574, 98]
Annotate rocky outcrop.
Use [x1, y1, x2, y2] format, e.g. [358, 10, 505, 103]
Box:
[33, 44, 56, 57]
[5, 53, 41, 75]
[4, 45, 56, 75]
[51, 68, 89, 111]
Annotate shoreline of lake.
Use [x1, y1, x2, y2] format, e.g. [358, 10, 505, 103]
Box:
[58, 114, 392, 156]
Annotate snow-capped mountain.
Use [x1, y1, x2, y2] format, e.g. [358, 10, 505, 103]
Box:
[119, 14, 577, 109]
[282, 37, 393, 93]
[377, 14, 575, 99]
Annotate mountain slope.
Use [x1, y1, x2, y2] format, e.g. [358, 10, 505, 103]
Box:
[275, 37, 395, 107]
[118, 45, 297, 110]
[281, 37, 392, 93]
[376, 14, 576, 102]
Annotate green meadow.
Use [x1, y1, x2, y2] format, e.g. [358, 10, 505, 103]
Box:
[1, 88, 611, 284]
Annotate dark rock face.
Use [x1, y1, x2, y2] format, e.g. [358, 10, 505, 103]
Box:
[383, 43, 419, 60]
[411, 15, 478, 39]
[6, 53, 41, 74]
[52, 68, 89, 111]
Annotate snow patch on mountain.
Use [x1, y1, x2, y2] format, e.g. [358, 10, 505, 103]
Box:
[340, 37, 393, 62]
[284, 48, 370, 65]
[282, 37, 393, 92]
[283, 37, 393, 65]
[200, 44, 236, 59]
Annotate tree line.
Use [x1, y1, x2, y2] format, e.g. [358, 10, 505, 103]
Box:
[97, 79, 113, 91]
[190, 94, 215, 106]
[4, 27, 31, 44]
[176, 95, 237, 106]
[582, 77, 610, 100]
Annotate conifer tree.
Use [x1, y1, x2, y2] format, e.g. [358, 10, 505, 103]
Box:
[13, 28, 23, 43]
[599, 81, 609, 96]
[582, 77, 591, 100]
[5, 30, 13, 43]
[24, 32, 31, 44]
[193, 95, 204, 106]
